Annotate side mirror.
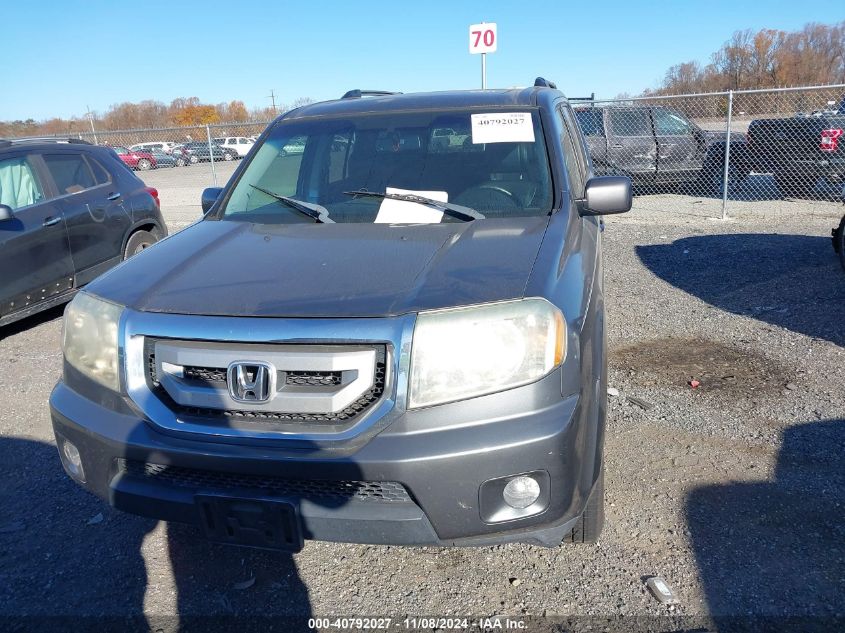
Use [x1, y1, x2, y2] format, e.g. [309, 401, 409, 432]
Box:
[578, 176, 632, 216]
[201, 187, 223, 213]
[0, 204, 13, 221]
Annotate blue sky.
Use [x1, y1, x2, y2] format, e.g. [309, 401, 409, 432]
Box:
[4, 0, 842, 121]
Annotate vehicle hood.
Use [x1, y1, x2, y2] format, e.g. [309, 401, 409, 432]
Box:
[88, 217, 551, 318]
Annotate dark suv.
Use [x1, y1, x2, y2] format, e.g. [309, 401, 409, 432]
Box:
[0, 138, 167, 327]
[50, 79, 631, 551]
[574, 105, 750, 192]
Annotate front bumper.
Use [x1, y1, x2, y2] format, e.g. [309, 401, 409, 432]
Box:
[50, 368, 598, 548]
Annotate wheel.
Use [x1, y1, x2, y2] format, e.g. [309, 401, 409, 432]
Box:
[124, 230, 157, 259]
[137, 158, 152, 171]
[698, 160, 748, 195]
[223, 151, 234, 161]
[175, 157, 186, 167]
[566, 463, 605, 544]
[774, 172, 814, 199]
[190, 155, 199, 164]
[834, 215, 845, 272]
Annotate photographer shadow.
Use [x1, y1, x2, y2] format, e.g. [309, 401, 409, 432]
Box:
[685, 419, 845, 622]
[0, 430, 322, 631]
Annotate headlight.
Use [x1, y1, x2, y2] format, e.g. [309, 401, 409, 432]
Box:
[62, 292, 123, 391]
[408, 298, 565, 409]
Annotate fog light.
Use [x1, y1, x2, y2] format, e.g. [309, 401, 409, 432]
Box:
[503, 475, 541, 509]
[60, 439, 85, 483]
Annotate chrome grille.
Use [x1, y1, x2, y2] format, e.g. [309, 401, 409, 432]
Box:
[144, 338, 387, 426]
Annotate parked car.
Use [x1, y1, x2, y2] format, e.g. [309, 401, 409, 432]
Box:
[111, 145, 157, 171]
[146, 148, 178, 168]
[0, 138, 166, 327]
[834, 214, 845, 271]
[747, 96, 845, 198]
[574, 105, 750, 193]
[180, 141, 237, 163]
[50, 79, 632, 552]
[168, 145, 192, 167]
[213, 136, 254, 158]
[129, 142, 179, 155]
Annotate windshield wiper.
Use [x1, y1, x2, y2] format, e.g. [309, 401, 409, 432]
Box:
[342, 189, 485, 221]
[249, 184, 333, 223]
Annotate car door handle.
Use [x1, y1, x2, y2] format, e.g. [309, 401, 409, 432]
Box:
[42, 216, 61, 227]
[107, 192, 122, 201]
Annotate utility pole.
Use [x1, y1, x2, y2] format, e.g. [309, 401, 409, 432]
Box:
[268, 89, 277, 115]
[86, 105, 98, 145]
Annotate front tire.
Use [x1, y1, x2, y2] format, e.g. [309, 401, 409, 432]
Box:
[834, 215, 845, 272]
[137, 158, 152, 171]
[223, 151, 234, 161]
[124, 230, 157, 259]
[566, 463, 605, 544]
[190, 155, 199, 164]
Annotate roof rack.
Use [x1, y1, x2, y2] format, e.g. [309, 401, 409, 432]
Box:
[534, 77, 557, 89]
[341, 90, 402, 100]
[0, 137, 93, 146]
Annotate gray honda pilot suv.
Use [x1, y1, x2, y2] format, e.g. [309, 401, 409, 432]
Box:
[50, 78, 631, 551]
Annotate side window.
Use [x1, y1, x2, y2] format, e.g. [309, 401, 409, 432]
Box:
[653, 109, 692, 135]
[113, 146, 129, 155]
[86, 156, 111, 185]
[608, 109, 652, 137]
[574, 108, 605, 137]
[558, 105, 587, 197]
[328, 132, 352, 183]
[43, 154, 97, 195]
[0, 155, 45, 210]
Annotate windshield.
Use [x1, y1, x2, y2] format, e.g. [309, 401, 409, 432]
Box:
[219, 109, 553, 224]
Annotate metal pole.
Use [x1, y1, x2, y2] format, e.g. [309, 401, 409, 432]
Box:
[206, 124, 218, 186]
[481, 52, 486, 90]
[720, 90, 734, 221]
[86, 106, 98, 145]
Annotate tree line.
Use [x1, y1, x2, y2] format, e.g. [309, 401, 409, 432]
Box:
[0, 96, 313, 139]
[645, 21, 844, 96]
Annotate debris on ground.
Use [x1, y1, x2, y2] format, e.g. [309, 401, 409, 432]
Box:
[86, 513, 104, 526]
[689, 379, 701, 389]
[607, 387, 620, 397]
[233, 576, 256, 590]
[645, 576, 679, 605]
[627, 396, 654, 410]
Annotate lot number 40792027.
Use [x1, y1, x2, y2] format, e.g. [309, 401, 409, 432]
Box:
[469, 23, 497, 54]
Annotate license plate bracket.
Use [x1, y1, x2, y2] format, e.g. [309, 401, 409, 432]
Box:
[196, 494, 303, 552]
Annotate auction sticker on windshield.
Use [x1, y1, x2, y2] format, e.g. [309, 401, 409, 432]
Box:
[471, 112, 535, 144]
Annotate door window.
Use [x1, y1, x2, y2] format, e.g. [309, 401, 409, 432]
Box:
[86, 156, 112, 185]
[608, 110, 652, 137]
[0, 156, 44, 210]
[43, 154, 97, 195]
[653, 109, 692, 135]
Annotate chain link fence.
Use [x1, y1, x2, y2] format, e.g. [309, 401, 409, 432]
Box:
[573, 84, 845, 219]
[53, 121, 272, 227]
[15, 85, 845, 225]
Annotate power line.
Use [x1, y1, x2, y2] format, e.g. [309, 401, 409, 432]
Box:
[268, 89, 277, 115]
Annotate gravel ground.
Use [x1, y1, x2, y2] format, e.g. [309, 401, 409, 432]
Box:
[0, 189, 843, 632]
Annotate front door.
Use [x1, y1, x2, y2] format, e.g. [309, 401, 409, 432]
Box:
[606, 109, 657, 185]
[652, 108, 706, 184]
[0, 153, 74, 320]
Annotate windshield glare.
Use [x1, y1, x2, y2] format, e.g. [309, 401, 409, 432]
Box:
[221, 109, 553, 223]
